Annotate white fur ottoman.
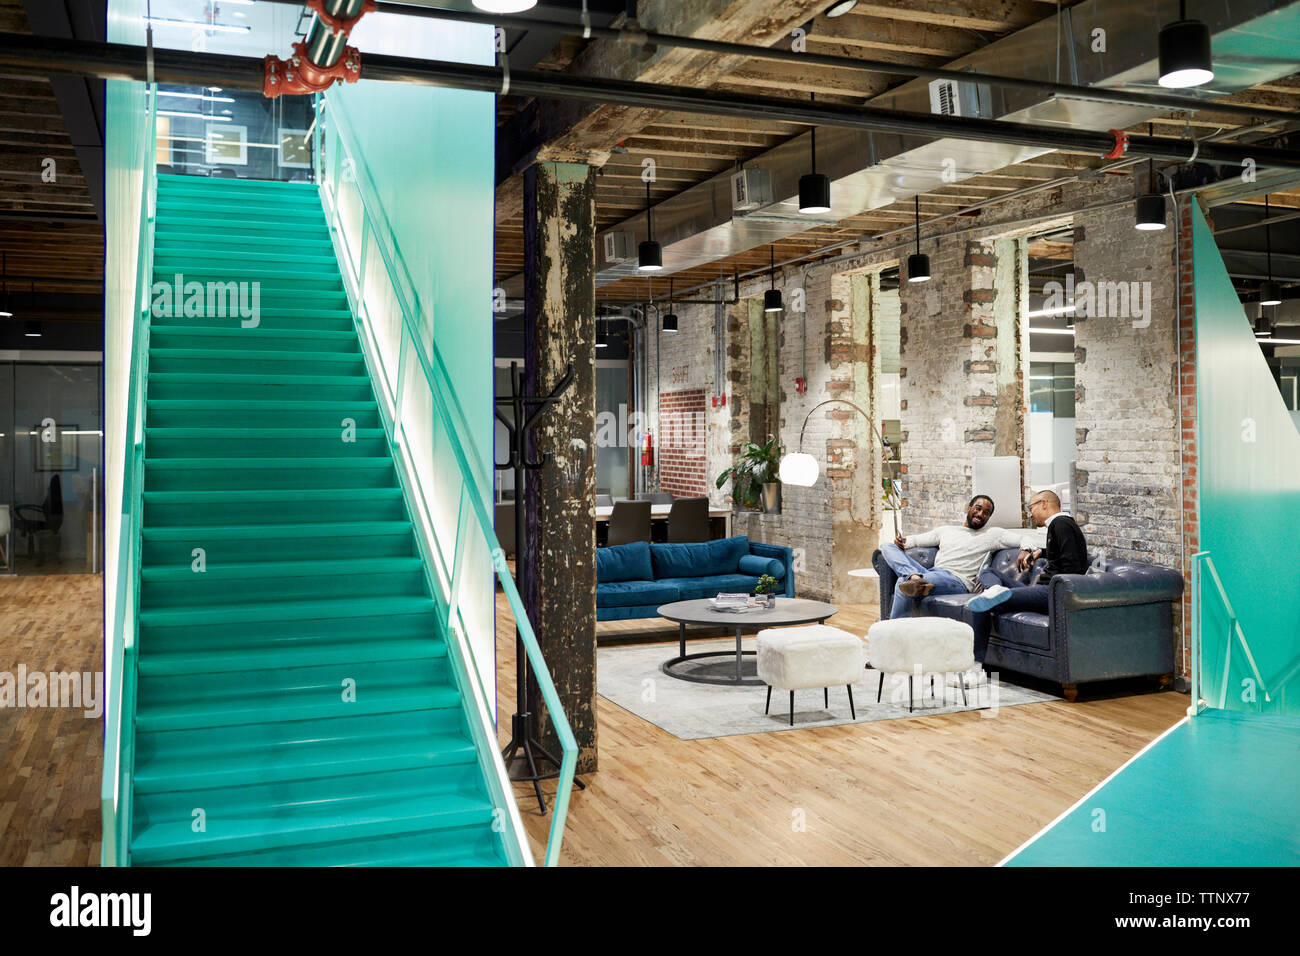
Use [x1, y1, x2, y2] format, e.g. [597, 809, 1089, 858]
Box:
[867, 617, 975, 712]
[756, 625, 867, 726]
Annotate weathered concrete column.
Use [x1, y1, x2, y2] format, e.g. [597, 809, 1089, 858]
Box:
[521, 161, 598, 773]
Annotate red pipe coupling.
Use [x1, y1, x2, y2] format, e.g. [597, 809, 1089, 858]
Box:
[1103, 128, 1130, 160]
[264, 40, 362, 98]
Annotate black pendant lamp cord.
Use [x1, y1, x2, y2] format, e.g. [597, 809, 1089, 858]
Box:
[914, 195, 921, 256]
[1148, 122, 1156, 192]
[1265, 195, 1273, 280]
[770, 246, 776, 290]
[645, 180, 653, 240]
[810, 92, 817, 175]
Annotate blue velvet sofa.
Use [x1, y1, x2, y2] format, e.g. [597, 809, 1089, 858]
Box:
[871, 546, 1182, 701]
[597, 535, 795, 621]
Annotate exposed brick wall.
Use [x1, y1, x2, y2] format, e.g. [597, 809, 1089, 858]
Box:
[658, 387, 707, 497]
[1072, 207, 1182, 569]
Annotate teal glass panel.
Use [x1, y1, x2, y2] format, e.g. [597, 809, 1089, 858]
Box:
[1194, 204, 1300, 716]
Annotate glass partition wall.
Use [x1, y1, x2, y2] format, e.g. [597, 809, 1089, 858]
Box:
[0, 362, 104, 575]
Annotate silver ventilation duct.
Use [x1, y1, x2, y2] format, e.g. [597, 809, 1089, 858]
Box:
[580, 0, 1300, 288]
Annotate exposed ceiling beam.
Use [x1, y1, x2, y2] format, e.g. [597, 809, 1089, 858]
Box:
[19, 0, 104, 223]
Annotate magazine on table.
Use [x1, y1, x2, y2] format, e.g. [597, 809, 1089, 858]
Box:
[711, 592, 762, 612]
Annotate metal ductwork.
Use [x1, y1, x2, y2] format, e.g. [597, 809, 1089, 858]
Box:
[584, 0, 1300, 289]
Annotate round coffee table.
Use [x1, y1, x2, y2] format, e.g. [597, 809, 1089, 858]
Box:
[658, 597, 840, 686]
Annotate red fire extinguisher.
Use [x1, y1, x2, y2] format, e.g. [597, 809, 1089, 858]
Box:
[640, 433, 654, 467]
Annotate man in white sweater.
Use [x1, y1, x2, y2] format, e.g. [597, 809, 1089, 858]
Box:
[881, 495, 1033, 619]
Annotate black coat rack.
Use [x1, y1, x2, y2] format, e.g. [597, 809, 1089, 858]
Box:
[494, 360, 586, 813]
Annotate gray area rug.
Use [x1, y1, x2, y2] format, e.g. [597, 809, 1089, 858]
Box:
[597, 636, 1060, 740]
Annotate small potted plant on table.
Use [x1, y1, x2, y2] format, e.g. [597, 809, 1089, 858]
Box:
[753, 573, 780, 609]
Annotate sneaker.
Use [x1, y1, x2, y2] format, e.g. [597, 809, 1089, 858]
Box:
[968, 585, 1013, 612]
[898, 576, 934, 598]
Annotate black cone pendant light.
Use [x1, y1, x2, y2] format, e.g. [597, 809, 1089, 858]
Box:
[1260, 196, 1282, 307]
[764, 246, 783, 312]
[662, 279, 678, 331]
[906, 196, 930, 283]
[799, 94, 831, 214]
[1135, 124, 1167, 231]
[638, 180, 663, 272]
[1158, 0, 1214, 89]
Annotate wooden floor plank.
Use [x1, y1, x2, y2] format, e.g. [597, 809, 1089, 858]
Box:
[497, 597, 1187, 866]
[0, 574, 103, 867]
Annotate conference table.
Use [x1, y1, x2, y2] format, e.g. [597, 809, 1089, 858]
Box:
[594, 503, 732, 542]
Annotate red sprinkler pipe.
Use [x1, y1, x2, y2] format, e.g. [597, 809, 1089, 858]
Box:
[264, 0, 373, 98]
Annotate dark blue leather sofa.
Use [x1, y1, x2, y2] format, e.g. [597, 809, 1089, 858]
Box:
[597, 535, 794, 621]
[871, 546, 1182, 700]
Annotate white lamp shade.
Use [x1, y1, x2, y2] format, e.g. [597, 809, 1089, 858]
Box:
[779, 452, 820, 487]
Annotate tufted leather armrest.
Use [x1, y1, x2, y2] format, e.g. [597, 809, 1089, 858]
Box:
[1051, 563, 1184, 612]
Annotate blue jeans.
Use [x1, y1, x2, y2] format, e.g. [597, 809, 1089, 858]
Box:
[881, 542, 969, 619]
[977, 567, 1049, 614]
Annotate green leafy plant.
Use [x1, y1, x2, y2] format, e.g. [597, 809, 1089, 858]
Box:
[753, 573, 780, 595]
[715, 436, 781, 510]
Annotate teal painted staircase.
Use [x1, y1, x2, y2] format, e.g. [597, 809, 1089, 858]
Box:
[129, 173, 508, 866]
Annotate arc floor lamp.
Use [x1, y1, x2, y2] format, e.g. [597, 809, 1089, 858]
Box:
[779, 398, 903, 540]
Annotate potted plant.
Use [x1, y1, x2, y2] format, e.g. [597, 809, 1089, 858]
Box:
[715, 436, 782, 513]
[753, 573, 780, 608]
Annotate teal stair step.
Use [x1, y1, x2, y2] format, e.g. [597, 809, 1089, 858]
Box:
[147, 372, 372, 402]
[136, 629, 445, 677]
[150, 266, 343, 290]
[140, 520, 416, 564]
[134, 727, 476, 795]
[134, 709, 457, 780]
[142, 486, 398, 523]
[143, 427, 389, 458]
[149, 326, 359, 354]
[152, 234, 336, 257]
[157, 173, 319, 194]
[152, 221, 331, 244]
[137, 605, 441, 655]
[139, 555, 426, 608]
[149, 309, 353, 332]
[146, 399, 378, 429]
[152, 823, 506, 867]
[136, 656, 448, 713]
[130, 776, 494, 865]
[155, 196, 325, 217]
[143, 456, 395, 491]
[153, 248, 341, 270]
[136, 591, 433, 628]
[134, 682, 462, 734]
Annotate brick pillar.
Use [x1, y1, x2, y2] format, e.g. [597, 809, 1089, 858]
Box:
[522, 161, 598, 772]
[899, 237, 1024, 532]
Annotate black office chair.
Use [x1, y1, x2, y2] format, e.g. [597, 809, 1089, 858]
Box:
[637, 492, 674, 505]
[607, 499, 652, 546]
[15, 473, 63, 556]
[667, 497, 711, 543]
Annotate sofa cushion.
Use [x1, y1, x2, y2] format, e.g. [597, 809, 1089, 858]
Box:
[650, 535, 749, 579]
[596, 579, 681, 608]
[654, 573, 761, 601]
[738, 553, 785, 580]
[993, 610, 1051, 650]
[596, 541, 653, 583]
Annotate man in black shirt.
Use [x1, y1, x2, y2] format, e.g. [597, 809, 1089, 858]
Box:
[967, 489, 1088, 614]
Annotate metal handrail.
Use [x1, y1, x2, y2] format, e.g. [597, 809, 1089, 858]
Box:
[316, 92, 576, 866]
[1191, 551, 1271, 711]
[102, 82, 157, 867]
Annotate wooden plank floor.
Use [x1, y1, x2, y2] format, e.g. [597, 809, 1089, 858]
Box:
[0, 574, 103, 866]
[497, 597, 1188, 866]
[0, 574, 1186, 868]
